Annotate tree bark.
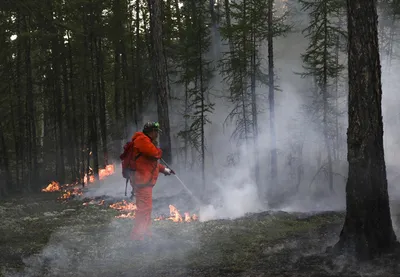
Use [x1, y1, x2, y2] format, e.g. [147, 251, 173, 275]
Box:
[268, 0, 278, 191]
[97, 38, 108, 165]
[334, 0, 398, 259]
[23, 14, 38, 188]
[250, 4, 260, 191]
[51, 25, 66, 184]
[322, 0, 333, 192]
[147, 0, 172, 163]
[0, 124, 12, 195]
[135, 0, 143, 127]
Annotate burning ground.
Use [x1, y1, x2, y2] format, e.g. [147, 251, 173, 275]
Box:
[1, 170, 400, 276]
[40, 164, 198, 221]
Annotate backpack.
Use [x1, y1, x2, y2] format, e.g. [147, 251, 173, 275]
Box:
[119, 139, 141, 179]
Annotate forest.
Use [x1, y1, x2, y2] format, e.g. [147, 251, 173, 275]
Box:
[0, 0, 398, 199]
[0, 0, 340, 198]
[1, 0, 400, 271]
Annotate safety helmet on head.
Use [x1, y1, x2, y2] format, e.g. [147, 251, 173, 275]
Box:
[143, 121, 161, 133]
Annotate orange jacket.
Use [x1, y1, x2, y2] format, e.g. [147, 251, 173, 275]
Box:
[131, 132, 166, 186]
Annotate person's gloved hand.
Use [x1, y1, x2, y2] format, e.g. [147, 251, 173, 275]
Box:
[164, 168, 175, 176]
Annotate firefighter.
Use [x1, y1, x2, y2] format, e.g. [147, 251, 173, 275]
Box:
[130, 121, 174, 241]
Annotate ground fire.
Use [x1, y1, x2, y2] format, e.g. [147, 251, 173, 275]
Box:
[41, 181, 61, 192]
[41, 164, 115, 200]
[154, 205, 199, 222]
[41, 163, 199, 222]
[105, 201, 198, 222]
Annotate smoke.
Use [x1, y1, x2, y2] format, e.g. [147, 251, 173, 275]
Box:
[82, 15, 348, 221]
[4, 217, 201, 277]
[64, 1, 400, 225]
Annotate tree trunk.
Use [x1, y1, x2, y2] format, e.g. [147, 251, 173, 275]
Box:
[62, 40, 76, 178]
[121, 43, 129, 136]
[223, 0, 235, 69]
[67, 33, 81, 178]
[14, 12, 23, 191]
[209, 0, 218, 60]
[96, 37, 108, 165]
[268, 0, 278, 191]
[322, 0, 333, 192]
[147, 0, 173, 164]
[129, 7, 139, 130]
[0, 125, 12, 194]
[333, 13, 341, 161]
[52, 28, 66, 184]
[250, 7, 260, 190]
[90, 27, 99, 180]
[196, 3, 206, 195]
[135, 0, 143, 127]
[23, 14, 38, 189]
[241, 0, 249, 146]
[334, 0, 398, 259]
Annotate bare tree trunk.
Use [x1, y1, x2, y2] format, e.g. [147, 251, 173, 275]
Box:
[0, 125, 12, 195]
[333, 0, 398, 259]
[135, 0, 143, 127]
[147, 0, 173, 163]
[268, 0, 278, 192]
[250, 5, 260, 190]
[223, 0, 235, 68]
[96, 38, 109, 165]
[14, 11, 23, 190]
[62, 40, 76, 177]
[23, 14, 38, 188]
[51, 17, 66, 184]
[333, 13, 342, 161]
[241, 0, 249, 147]
[195, 1, 206, 194]
[322, 0, 334, 192]
[89, 24, 99, 180]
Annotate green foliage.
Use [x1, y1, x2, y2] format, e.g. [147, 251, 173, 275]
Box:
[299, 0, 345, 84]
[218, 0, 290, 143]
[299, 0, 346, 131]
[0, 0, 154, 192]
[218, 0, 267, 143]
[176, 0, 214, 158]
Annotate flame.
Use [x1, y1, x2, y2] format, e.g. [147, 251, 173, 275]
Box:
[83, 164, 115, 184]
[107, 200, 137, 219]
[41, 181, 61, 192]
[166, 205, 198, 222]
[106, 201, 198, 222]
[169, 204, 183, 222]
[115, 212, 135, 218]
[41, 164, 116, 201]
[99, 165, 115, 180]
[58, 187, 83, 200]
[82, 199, 105, 206]
[41, 163, 199, 222]
[109, 200, 137, 211]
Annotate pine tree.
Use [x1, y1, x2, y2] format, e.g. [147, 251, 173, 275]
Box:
[333, 0, 398, 258]
[177, 0, 214, 194]
[219, 0, 289, 191]
[266, 0, 291, 194]
[299, 0, 345, 192]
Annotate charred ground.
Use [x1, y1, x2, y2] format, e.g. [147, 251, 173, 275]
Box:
[1, 193, 400, 277]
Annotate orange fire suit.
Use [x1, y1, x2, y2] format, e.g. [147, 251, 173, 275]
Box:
[130, 132, 167, 241]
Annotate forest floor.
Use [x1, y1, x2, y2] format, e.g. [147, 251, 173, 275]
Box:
[1, 192, 400, 277]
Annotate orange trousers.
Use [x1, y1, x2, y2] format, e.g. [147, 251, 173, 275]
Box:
[131, 186, 153, 240]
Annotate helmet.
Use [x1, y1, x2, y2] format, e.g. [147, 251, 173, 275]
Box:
[143, 121, 161, 133]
